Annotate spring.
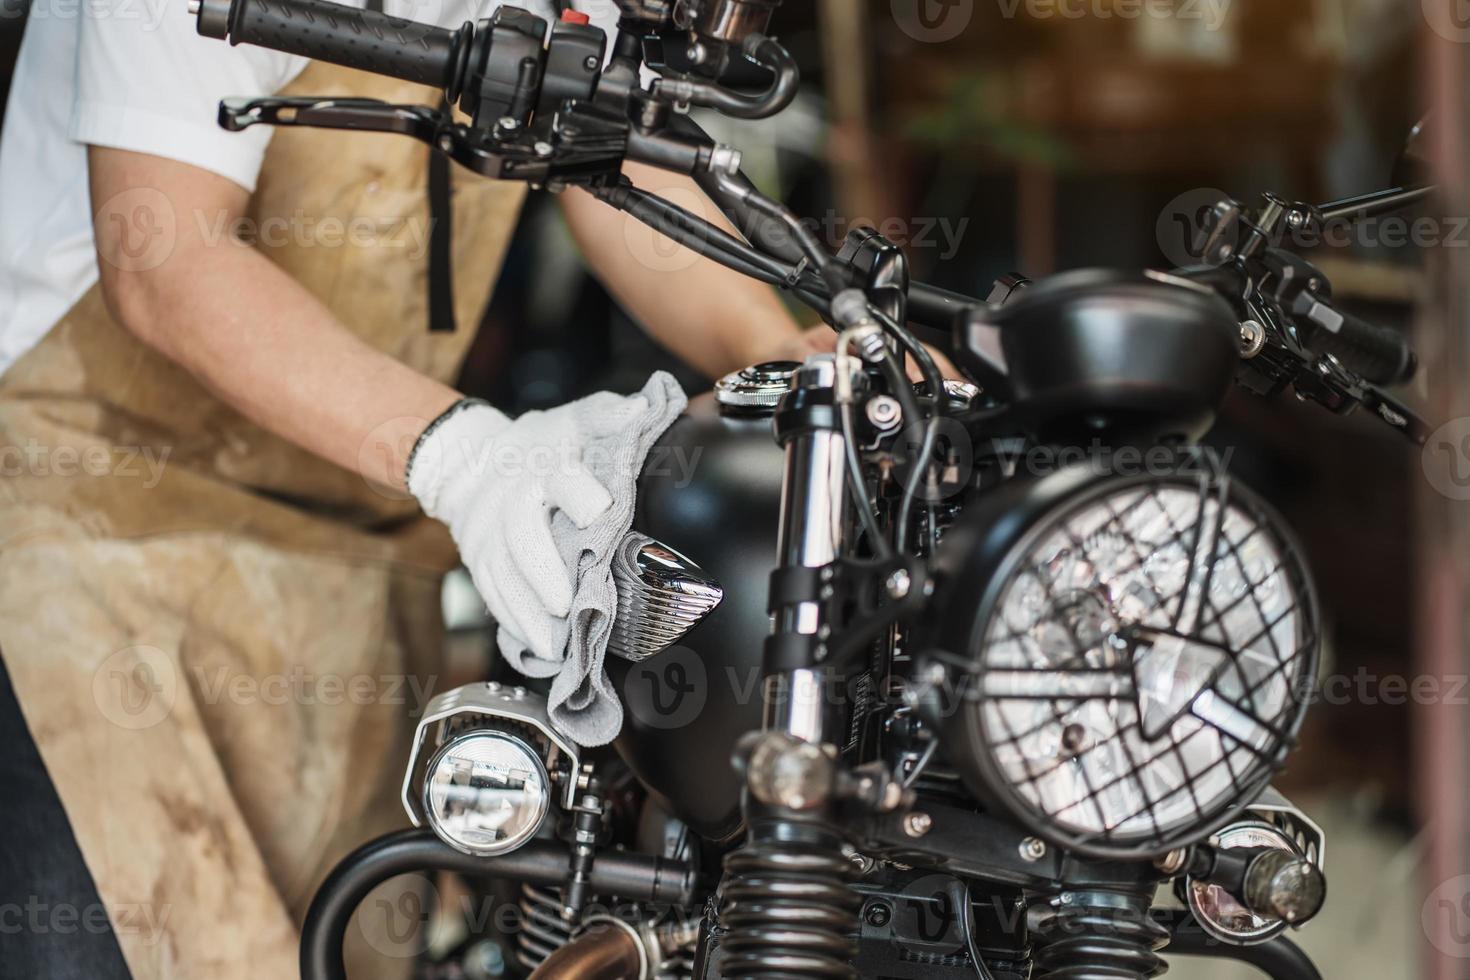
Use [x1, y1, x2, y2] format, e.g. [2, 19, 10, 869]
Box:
[655, 950, 695, 980]
[1028, 889, 1169, 980]
[719, 825, 862, 979]
[515, 883, 575, 972]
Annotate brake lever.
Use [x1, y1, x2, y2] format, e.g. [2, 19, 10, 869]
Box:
[1179, 259, 1429, 444]
[1243, 297, 1429, 444]
[219, 96, 630, 184]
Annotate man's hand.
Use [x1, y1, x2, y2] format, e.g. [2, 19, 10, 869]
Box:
[407, 377, 685, 661]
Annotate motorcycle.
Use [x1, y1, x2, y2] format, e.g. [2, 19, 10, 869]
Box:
[185, 1, 1435, 976]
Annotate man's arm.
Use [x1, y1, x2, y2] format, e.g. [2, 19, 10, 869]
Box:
[560, 161, 815, 379]
[91, 146, 458, 492]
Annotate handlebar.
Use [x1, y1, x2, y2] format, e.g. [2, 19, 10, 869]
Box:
[194, 0, 467, 91]
[1295, 293, 1418, 387]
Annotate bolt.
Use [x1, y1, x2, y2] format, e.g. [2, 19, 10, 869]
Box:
[886, 569, 912, 600]
[903, 812, 932, 838]
[497, 115, 519, 131]
[1019, 837, 1047, 862]
[1238, 319, 1267, 359]
[864, 902, 892, 928]
[584, 55, 600, 71]
[533, 141, 553, 158]
[866, 395, 902, 430]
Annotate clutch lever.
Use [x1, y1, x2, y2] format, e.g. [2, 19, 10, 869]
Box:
[218, 96, 630, 184]
[220, 96, 439, 136]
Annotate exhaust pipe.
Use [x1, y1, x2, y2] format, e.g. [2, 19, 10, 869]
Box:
[528, 919, 644, 980]
[528, 916, 702, 980]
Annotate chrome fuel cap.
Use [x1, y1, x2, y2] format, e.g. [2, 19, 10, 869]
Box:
[714, 361, 801, 414]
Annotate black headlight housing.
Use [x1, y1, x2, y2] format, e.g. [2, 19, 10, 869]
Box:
[916, 459, 1320, 860]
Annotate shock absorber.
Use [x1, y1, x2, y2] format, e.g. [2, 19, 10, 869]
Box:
[1027, 888, 1169, 980]
[719, 819, 861, 979]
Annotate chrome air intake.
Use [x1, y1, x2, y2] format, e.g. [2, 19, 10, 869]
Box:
[608, 534, 724, 663]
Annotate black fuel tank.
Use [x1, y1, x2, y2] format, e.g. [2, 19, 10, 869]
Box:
[609, 391, 785, 844]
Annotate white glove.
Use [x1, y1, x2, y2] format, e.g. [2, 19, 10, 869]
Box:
[407, 392, 651, 660]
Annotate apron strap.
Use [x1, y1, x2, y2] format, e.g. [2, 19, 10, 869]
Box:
[365, 0, 457, 333]
[426, 135, 457, 333]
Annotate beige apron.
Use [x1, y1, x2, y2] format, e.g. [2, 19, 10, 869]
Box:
[0, 61, 526, 979]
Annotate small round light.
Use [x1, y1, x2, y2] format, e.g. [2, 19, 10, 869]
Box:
[423, 732, 549, 856]
[1187, 822, 1298, 945]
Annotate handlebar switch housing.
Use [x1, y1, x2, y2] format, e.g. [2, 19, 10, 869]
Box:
[460, 8, 548, 129]
[537, 18, 607, 117]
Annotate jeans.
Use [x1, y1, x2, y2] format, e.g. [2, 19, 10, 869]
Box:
[0, 651, 132, 980]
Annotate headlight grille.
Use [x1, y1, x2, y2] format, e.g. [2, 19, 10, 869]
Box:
[971, 475, 1318, 857]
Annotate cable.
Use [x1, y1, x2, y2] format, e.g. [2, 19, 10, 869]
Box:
[599, 176, 952, 555]
[713, 172, 849, 295]
[947, 879, 997, 980]
[650, 35, 800, 120]
[592, 182, 787, 279]
[838, 401, 891, 561]
[866, 307, 945, 553]
[591, 181, 839, 318]
[870, 307, 946, 417]
[867, 345, 937, 554]
[900, 737, 937, 789]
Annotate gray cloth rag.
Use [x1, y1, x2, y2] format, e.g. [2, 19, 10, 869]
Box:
[497, 371, 688, 746]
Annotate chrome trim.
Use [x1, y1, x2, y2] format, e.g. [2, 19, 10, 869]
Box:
[608, 534, 724, 663]
[1247, 785, 1327, 867]
[714, 360, 801, 412]
[402, 681, 581, 825]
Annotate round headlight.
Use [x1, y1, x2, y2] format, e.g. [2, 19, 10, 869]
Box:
[423, 731, 550, 856]
[927, 464, 1319, 858]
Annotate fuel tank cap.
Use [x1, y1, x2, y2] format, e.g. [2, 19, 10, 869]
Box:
[714, 361, 800, 414]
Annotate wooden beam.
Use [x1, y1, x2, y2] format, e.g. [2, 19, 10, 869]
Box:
[817, 0, 890, 229]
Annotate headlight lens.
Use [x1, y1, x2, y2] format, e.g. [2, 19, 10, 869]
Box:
[1186, 821, 1299, 945]
[423, 731, 550, 856]
[961, 476, 1318, 857]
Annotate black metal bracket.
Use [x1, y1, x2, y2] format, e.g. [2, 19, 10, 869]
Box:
[763, 555, 929, 671]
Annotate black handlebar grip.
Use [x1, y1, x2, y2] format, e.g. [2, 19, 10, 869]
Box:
[196, 0, 463, 90]
[1311, 300, 1418, 387]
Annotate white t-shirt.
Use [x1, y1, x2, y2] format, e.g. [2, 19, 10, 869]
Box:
[0, 0, 622, 373]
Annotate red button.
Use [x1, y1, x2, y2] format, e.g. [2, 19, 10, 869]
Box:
[560, 8, 590, 23]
